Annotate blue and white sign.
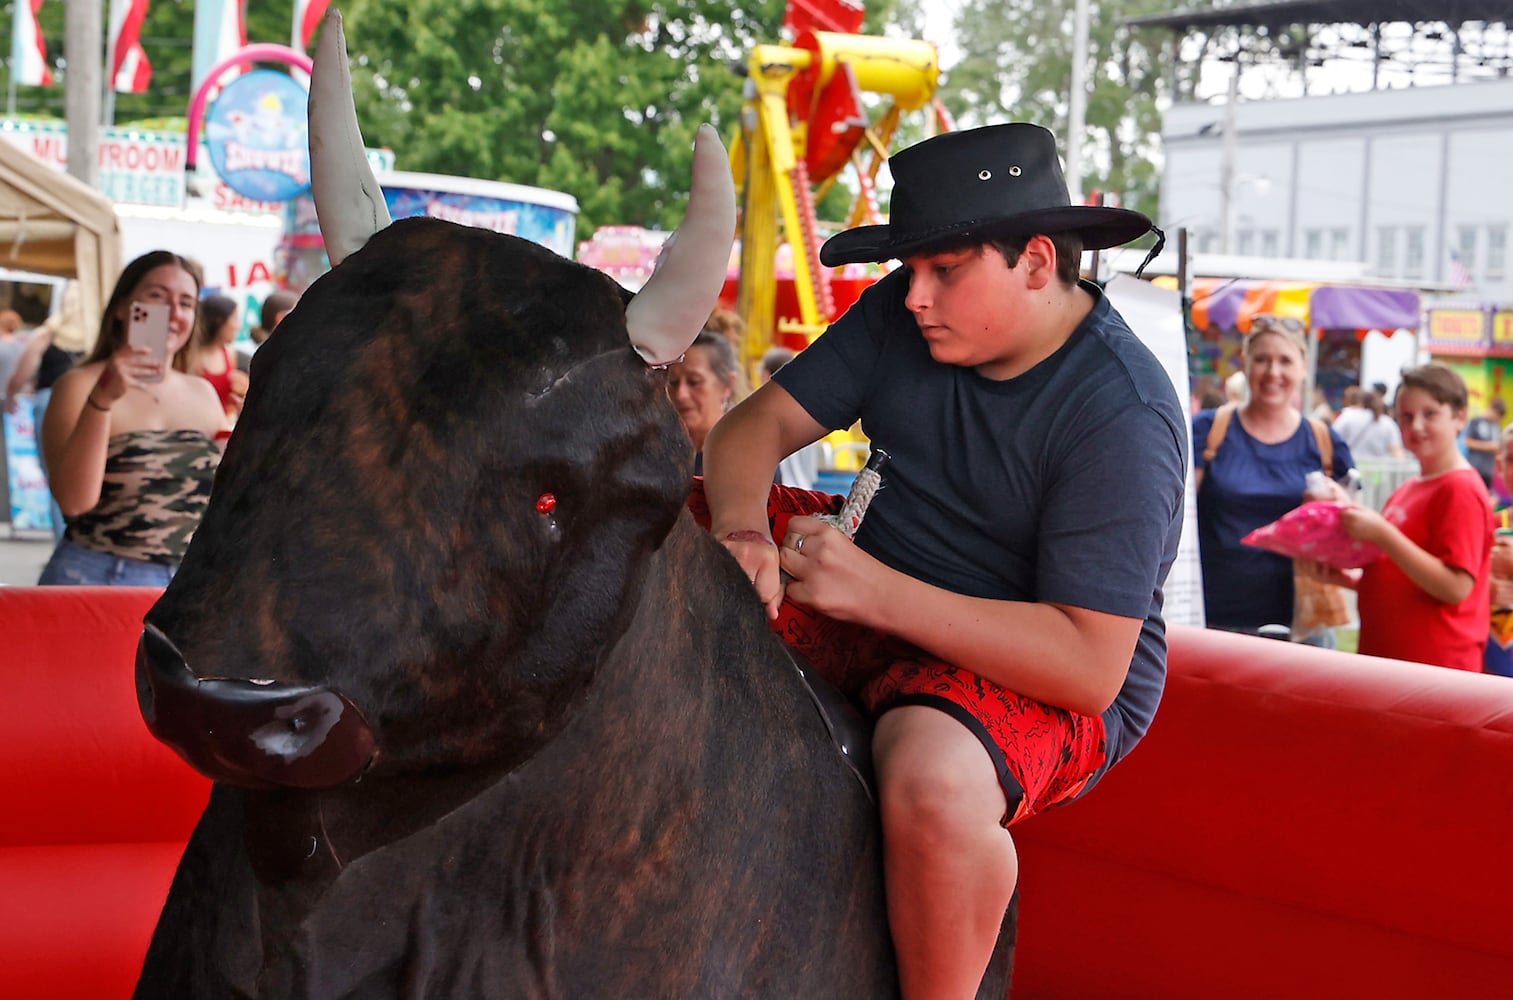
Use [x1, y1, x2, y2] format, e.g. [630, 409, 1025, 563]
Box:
[205, 70, 311, 203]
[4, 398, 53, 533]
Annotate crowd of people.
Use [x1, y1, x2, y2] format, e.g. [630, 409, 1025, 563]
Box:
[3, 252, 297, 587]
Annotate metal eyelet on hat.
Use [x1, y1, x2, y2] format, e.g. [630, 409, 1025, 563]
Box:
[978, 169, 991, 181]
[1009, 165, 1022, 177]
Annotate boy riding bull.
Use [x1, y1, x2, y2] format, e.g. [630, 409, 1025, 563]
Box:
[698, 123, 1187, 998]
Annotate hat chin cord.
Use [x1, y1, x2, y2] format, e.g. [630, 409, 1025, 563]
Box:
[1132, 226, 1166, 280]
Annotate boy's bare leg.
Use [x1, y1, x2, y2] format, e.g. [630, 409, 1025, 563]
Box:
[874, 705, 1017, 1000]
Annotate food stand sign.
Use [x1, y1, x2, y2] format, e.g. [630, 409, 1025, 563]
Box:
[205, 70, 311, 203]
[1425, 308, 1488, 356]
[1494, 310, 1513, 355]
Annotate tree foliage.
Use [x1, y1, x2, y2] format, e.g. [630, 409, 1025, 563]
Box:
[338, 0, 800, 235]
[939, 0, 1198, 226]
[340, 0, 909, 233]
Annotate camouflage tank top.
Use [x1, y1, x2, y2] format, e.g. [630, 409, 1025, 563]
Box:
[66, 429, 220, 565]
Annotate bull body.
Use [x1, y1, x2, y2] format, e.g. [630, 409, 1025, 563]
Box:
[134, 219, 1012, 997]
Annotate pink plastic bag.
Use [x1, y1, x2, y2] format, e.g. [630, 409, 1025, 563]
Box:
[1242, 500, 1382, 569]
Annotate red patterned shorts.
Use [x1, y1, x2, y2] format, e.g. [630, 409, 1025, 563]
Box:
[688, 479, 1108, 826]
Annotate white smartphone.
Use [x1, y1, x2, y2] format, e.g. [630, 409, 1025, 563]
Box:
[127, 301, 171, 383]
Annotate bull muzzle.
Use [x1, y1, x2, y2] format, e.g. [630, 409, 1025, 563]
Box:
[135, 623, 377, 789]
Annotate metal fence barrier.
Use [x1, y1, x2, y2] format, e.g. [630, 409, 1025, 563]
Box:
[1354, 457, 1421, 510]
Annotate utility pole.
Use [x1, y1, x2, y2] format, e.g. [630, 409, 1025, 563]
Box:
[64, 0, 103, 187]
[1065, 0, 1091, 202]
[1217, 56, 1240, 254]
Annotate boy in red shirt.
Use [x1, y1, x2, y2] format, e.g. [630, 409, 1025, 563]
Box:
[1323, 364, 1493, 671]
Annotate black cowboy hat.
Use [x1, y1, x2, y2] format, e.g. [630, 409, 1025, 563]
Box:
[820, 123, 1156, 266]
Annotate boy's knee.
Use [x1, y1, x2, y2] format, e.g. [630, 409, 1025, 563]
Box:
[875, 705, 1007, 846]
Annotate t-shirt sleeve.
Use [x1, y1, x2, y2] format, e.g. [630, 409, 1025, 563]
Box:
[1432, 479, 1493, 576]
[771, 270, 906, 431]
[1038, 400, 1187, 619]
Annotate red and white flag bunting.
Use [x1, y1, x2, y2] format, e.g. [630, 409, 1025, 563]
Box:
[293, 0, 330, 52]
[11, 0, 52, 87]
[108, 0, 153, 93]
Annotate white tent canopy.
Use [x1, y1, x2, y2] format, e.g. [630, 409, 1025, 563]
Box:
[0, 140, 121, 346]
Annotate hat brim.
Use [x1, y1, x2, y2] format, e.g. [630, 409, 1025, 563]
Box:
[819, 206, 1154, 267]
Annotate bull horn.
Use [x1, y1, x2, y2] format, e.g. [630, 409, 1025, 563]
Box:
[136, 624, 377, 789]
[625, 124, 737, 366]
[308, 8, 391, 266]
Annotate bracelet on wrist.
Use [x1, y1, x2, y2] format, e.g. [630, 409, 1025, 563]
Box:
[85, 394, 111, 413]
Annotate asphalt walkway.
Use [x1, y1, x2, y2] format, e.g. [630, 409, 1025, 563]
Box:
[0, 528, 53, 586]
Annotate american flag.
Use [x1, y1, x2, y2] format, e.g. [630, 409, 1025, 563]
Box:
[1449, 248, 1473, 291]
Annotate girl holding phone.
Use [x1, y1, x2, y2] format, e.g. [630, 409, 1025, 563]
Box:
[37, 251, 229, 586]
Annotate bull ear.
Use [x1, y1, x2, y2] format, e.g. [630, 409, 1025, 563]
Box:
[308, 8, 392, 266]
[625, 124, 737, 366]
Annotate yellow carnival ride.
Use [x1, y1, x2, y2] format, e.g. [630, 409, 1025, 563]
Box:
[728, 0, 954, 363]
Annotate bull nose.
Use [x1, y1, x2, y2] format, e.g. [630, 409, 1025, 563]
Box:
[136, 623, 378, 789]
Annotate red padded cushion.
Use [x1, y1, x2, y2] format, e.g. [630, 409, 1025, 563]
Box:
[0, 587, 209, 847]
[0, 842, 186, 998]
[1014, 625, 1513, 997]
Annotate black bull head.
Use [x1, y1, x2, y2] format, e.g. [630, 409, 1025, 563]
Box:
[138, 219, 702, 783]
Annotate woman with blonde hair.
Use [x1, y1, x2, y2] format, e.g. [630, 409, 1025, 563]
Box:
[37, 251, 228, 586]
[1193, 315, 1355, 635]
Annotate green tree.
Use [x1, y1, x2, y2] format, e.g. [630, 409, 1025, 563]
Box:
[939, 0, 1197, 227]
[340, 0, 802, 234]
[339, 0, 911, 234]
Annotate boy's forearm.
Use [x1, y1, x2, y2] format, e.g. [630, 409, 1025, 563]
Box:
[703, 406, 786, 538]
[1376, 526, 1475, 605]
[865, 568, 1137, 717]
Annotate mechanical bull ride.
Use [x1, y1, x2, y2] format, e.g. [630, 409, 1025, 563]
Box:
[132, 12, 1011, 997]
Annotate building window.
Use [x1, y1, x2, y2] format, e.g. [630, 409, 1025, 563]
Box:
[1457, 225, 1478, 274]
[1376, 226, 1398, 276]
[1403, 226, 1425, 278]
[1489, 225, 1508, 282]
[1237, 229, 1255, 256]
[1198, 229, 1218, 254]
[1260, 229, 1279, 257]
[1330, 227, 1350, 261]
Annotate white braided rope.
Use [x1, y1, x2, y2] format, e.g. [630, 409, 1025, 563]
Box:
[817, 460, 884, 540]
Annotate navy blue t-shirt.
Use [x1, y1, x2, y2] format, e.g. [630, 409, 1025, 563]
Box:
[774, 270, 1187, 780]
[1192, 409, 1354, 632]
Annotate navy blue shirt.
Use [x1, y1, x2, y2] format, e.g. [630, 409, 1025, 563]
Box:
[775, 270, 1187, 780]
[1193, 408, 1354, 632]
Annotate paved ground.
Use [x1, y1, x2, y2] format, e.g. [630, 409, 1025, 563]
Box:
[0, 529, 53, 586]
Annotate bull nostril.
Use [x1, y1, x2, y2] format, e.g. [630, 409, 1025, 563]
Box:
[137, 623, 190, 726]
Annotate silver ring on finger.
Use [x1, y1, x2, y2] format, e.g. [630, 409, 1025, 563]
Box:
[794, 534, 806, 553]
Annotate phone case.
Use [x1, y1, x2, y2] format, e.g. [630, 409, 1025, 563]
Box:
[127, 301, 171, 384]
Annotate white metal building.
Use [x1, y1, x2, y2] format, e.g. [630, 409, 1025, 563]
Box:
[1161, 79, 1513, 300]
[1137, 0, 1513, 301]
